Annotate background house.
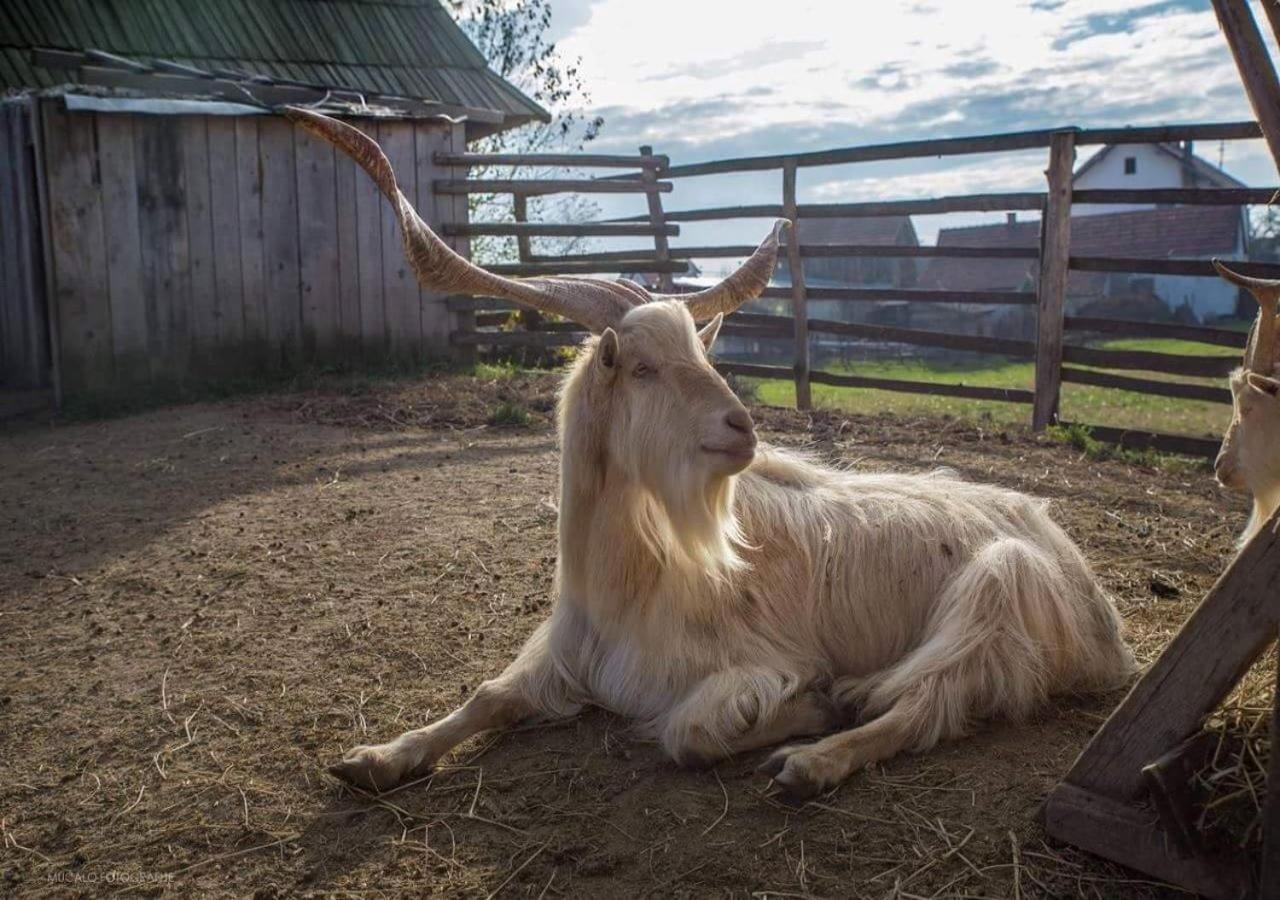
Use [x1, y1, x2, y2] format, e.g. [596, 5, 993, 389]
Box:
[0, 0, 544, 404]
[920, 142, 1252, 331]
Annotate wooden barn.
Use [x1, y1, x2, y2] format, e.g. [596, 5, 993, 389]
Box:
[0, 0, 545, 409]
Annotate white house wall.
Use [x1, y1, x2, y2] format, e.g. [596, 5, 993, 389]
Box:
[1072, 144, 1192, 216]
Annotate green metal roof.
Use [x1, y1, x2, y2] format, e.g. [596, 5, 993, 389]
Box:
[0, 0, 549, 133]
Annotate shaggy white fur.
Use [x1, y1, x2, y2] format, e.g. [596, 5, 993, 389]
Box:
[330, 302, 1135, 797]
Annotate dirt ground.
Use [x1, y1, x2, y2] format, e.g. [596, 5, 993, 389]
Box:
[0, 370, 1257, 898]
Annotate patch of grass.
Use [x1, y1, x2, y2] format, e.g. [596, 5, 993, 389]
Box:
[1045, 422, 1208, 474]
[748, 337, 1234, 438]
[474, 359, 524, 380]
[486, 401, 533, 427]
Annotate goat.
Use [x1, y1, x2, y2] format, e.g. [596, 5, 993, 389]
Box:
[287, 108, 1135, 798]
[1211, 262, 1280, 545]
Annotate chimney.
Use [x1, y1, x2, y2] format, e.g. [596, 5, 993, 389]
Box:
[1006, 213, 1017, 226]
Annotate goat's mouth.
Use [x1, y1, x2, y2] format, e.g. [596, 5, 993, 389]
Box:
[701, 442, 756, 461]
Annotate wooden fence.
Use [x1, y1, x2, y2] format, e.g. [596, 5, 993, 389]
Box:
[436, 120, 1280, 458]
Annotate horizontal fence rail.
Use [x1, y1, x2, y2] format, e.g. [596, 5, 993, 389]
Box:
[434, 178, 673, 195]
[443, 221, 679, 237]
[436, 117, 1276, 457]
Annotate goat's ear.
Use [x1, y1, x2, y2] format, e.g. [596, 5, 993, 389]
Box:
[1246, 372, 1280, 398]
[697, 313, 724, 351]
[597, 328, 619, 370]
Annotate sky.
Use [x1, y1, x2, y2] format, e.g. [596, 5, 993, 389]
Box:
[527, 0, 1279, 264]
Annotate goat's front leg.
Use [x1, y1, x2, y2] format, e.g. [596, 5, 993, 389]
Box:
[660, 667, 837, 768]
[330, 622, 578, 792]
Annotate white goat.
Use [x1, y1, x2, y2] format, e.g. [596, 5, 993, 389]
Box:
[1212, 262, 1280, 544]
[288, 109, 1135, 798]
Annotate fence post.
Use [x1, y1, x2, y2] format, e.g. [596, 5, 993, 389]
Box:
[512, 195, 533, 262]
[639, 145, 674, 291]
[1032, 131, 1075, 431]
[1212, 0, 1280, 172]
[782, 160, 811, 410]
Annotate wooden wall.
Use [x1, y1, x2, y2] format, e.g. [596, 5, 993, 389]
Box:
[37, 100, 471, 395]
[0, 99, 49, 390]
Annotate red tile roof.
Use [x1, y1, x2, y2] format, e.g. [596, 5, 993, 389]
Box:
[921, 205, 1242, 294]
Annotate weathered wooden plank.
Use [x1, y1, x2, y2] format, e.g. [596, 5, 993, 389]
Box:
[181, 116, 218, 370]
[511, 195, 532, 262]
[1064, 316, 1248, 348]
[1262, 639, 1280, 898]
[782, 163, 809, 409]
[134, 115, 192, 380]
[805, 316, 1035, 357]
[294, 124, 340, 360]
[713, 361, 1033, 403]
[640, 144, 674, 292]
[94, 113, 147, 383]
[1212, 0, 1280, 172]
[0, 106, 22, 383]
[234, 116, 268, 365]
[488, 259, 689, 275]
[259, 116, 302, 368]
[378, 121, 420, 360]
[451, 329, 586, 348]
[601, 241, 1040, 261]
[205, 117, 244, 351]
[1072, 187, 1280, 206]
[352, 119, 386, 356]
[434, 151, 668, 169]
[13, 104, 47, 389]
[41, 103, 113, 391]
[441, 122, 473, 362]
[332, 128, 362, 355]
[658, 123, 1259, 179]
[413, 121, 448, 355]
[1042, 783, 1250, 900]
[433, 178, 671, 195]
[1059, 506, 1280, 801]
[1033, 132, 1075, 430]
[1060, 367, 1232, 404]
[760, 286, 1037, 305]
[443, 221, 679, 238]
[1062, 344, 1237, 377]
[1071, 256, 1280, 278]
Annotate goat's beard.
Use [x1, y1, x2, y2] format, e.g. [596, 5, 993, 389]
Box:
[631, 461, 750, 587]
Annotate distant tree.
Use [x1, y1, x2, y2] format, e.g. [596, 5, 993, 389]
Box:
[448, 0, 605, 262]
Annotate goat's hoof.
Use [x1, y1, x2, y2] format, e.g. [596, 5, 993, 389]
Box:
[758, 745, 836, 802]
[327, 744, 414, 793]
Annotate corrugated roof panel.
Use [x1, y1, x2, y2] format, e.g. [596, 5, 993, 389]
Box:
[0, 0, 548, 130]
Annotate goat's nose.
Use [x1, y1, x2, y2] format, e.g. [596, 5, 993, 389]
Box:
[725, 408, 753, 435]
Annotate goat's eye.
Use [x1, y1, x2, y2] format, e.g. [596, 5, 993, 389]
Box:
[632, 363, 651, 379]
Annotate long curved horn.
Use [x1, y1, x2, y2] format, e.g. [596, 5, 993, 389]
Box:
[1213, 260, 1279, 373]
[670, 219, 790, 321]
[284, 107, 637, 333]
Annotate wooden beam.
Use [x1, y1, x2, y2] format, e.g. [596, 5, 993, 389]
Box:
[1060, 367, 1232, 405]
[1072, 187, 1280, 205]
[433, 151, 668, 169]
[714, 361, 1033, 403]
[1071, 255, 1280, 278]
[486, 259, 689, 276]
[1263, 627, 1280, 899]
[1043, 782, 1251, 899]
[1062, 344, 1237, 378]
[511, 195, 532, 262]
[1033, 131, 1075, 430]
[433, 178, 671, 195]
[1057, 507, 1280, 802]
[443, 222, 679, 237]
[640, 144, 674, 292]
[657, 122, 1259, 179]
[760, 286, 1037, 305]
[782, 162, 810, 410]
[1064, 316, 1248, 349]
[1213, 0, 1280, 175]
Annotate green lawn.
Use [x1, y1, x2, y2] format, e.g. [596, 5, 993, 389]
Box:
[747, 338, 1236, 438]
